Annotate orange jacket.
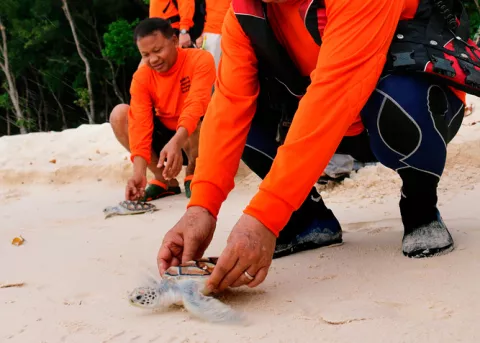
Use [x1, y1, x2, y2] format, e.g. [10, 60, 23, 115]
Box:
[128, 48, 216, 164]
[187, 0, 447, 237]
[149, 0, 195, 31]
[204, 0, 231, 34]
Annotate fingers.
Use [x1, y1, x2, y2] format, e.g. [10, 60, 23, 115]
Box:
[163, 155, 173, 179]
[181, 235, 201, 264]
[195, 36, 203, 48]
[137, 186, 145, 200]
[247, 266, 268, 288]
[173, 155, 183, 178]
[162, 154, 183, 180]
[125, 180, 137, 200]
[157, 248, 181, 275]
[216, 259, 250, 292]
[165, 155, 178, 180]
[206, 250, 238, 292]
[230, 266, 258, 288]
[125, 185, 132, 200]
[157, 149, 167, 170]
[157, 243, 174, 275]
[171, 256, 181, 268]
[162, 154, 176, 180]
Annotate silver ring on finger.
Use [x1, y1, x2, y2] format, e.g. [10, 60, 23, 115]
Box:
[244, 271, 255, 280]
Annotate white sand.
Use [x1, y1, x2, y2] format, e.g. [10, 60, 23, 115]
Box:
[1, 95, 480, 342]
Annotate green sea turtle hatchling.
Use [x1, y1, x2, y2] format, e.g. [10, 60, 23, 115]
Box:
[103, 200, 158, 219]
[128, 257, 245, 323]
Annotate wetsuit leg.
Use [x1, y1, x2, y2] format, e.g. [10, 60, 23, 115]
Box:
[360, 74, 464, 258]
[241, 114, 343, 259]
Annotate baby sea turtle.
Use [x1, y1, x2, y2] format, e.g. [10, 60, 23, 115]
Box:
[128, 257, 244, 323]
[103, 200, 158, 219]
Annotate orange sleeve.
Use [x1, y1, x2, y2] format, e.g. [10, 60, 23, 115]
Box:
[178, 0, 195, 31]
[243, 0, 407, 236]
[128, 67, 154, 165]
[149, 0, 167, 18]
[177, 51, 216, 135]
[187, 6, 260, 218]
[204, 0, 231, 34]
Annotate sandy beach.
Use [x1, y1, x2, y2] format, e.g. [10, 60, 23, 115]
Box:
[2, 95, 480, 343]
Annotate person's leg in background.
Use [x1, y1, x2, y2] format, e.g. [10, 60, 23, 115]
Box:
[361, 74, 464, 258]
[109, 105, 183, 200]
[201, 32, 222, 69]
[319, 154, 355, 183]
[142, 115, 191, 201]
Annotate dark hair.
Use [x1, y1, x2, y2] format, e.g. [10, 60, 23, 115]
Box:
[133, 18, 175, 43]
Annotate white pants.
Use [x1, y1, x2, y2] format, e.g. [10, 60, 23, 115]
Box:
[202, 33, 222, 70]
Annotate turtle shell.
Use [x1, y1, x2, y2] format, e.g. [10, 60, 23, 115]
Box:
[164, 257, 219, 278]
[120, 200, 157, 212]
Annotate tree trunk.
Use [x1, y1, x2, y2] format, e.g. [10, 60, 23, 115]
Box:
[6, 110, 11, 135]
[23, 76, 31, 125]
[104, 82, 109, 122]
[44, 101, 49, 131]
[107, 61, 124, 104]
[0, 20, 26, 134]
[51, 90, 68, 130]
[90, 16, 124, 104]
[61, 0, 95, 124]
[35, 73, 45, 132]
[37, 98, 43, 131]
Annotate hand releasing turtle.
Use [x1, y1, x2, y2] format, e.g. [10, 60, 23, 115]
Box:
[128, 257, 245, 323]
[103, 200, 158, 219]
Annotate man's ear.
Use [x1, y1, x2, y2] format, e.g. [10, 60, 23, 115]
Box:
[172, 34, 179, 47]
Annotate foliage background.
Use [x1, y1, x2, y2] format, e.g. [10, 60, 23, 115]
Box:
[0, 0, 479, 136]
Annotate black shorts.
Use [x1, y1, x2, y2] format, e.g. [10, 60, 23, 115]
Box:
[152, 116, 188, 166]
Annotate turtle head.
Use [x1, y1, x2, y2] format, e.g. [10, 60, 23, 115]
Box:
[128, 286, 160, 309]
[103, 206, 119, 219]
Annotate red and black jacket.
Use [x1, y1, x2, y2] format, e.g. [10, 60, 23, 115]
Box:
[233, 0, 480, 98]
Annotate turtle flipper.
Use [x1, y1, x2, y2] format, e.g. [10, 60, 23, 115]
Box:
[181, 281, 244, 324]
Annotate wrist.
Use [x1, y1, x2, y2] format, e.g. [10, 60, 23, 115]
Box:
[179, 29, 189, 35]
[188, 205, 216, 219]
[187, 181, 226, 220]
[173, 127, 189, 145]
[133, 156, 147, 176]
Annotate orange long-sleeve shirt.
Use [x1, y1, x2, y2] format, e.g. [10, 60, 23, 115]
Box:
[188, 0, 462, 236]
[149, 0, 195, 31]
[128, 47, 215, 165]
[204, 0, 231, 34]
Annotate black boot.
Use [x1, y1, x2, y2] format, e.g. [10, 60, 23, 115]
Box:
[273, 187, 343, 259]
[398, 169, 454, 258]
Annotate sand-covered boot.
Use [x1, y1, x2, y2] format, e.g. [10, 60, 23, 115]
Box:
[273, 187, 343, 259]
[402, 210, 454, 258]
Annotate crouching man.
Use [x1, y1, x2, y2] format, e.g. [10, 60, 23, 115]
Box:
[110, 18, 216, 200]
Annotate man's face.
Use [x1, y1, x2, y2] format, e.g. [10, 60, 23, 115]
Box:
[137, 31, 178, 73]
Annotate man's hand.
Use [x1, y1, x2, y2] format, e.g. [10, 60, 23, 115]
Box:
[125, 173, 147, 200]
[158, 128, 188, 180]
[179, 32, 192, 48]
[157, 206, 216, 275]
[206, 214, 276, 292]
[126, 157, 148, 200]
[195, 34, 204, 48]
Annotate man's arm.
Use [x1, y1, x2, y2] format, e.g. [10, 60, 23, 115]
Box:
[128, 67, 155, 171]
[187, 6, 260, 219]
[176, 51, 216, 137]
[177, 0, 195, 32]
[203, 0, 231, 34]
[244, 0, 406, 236]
